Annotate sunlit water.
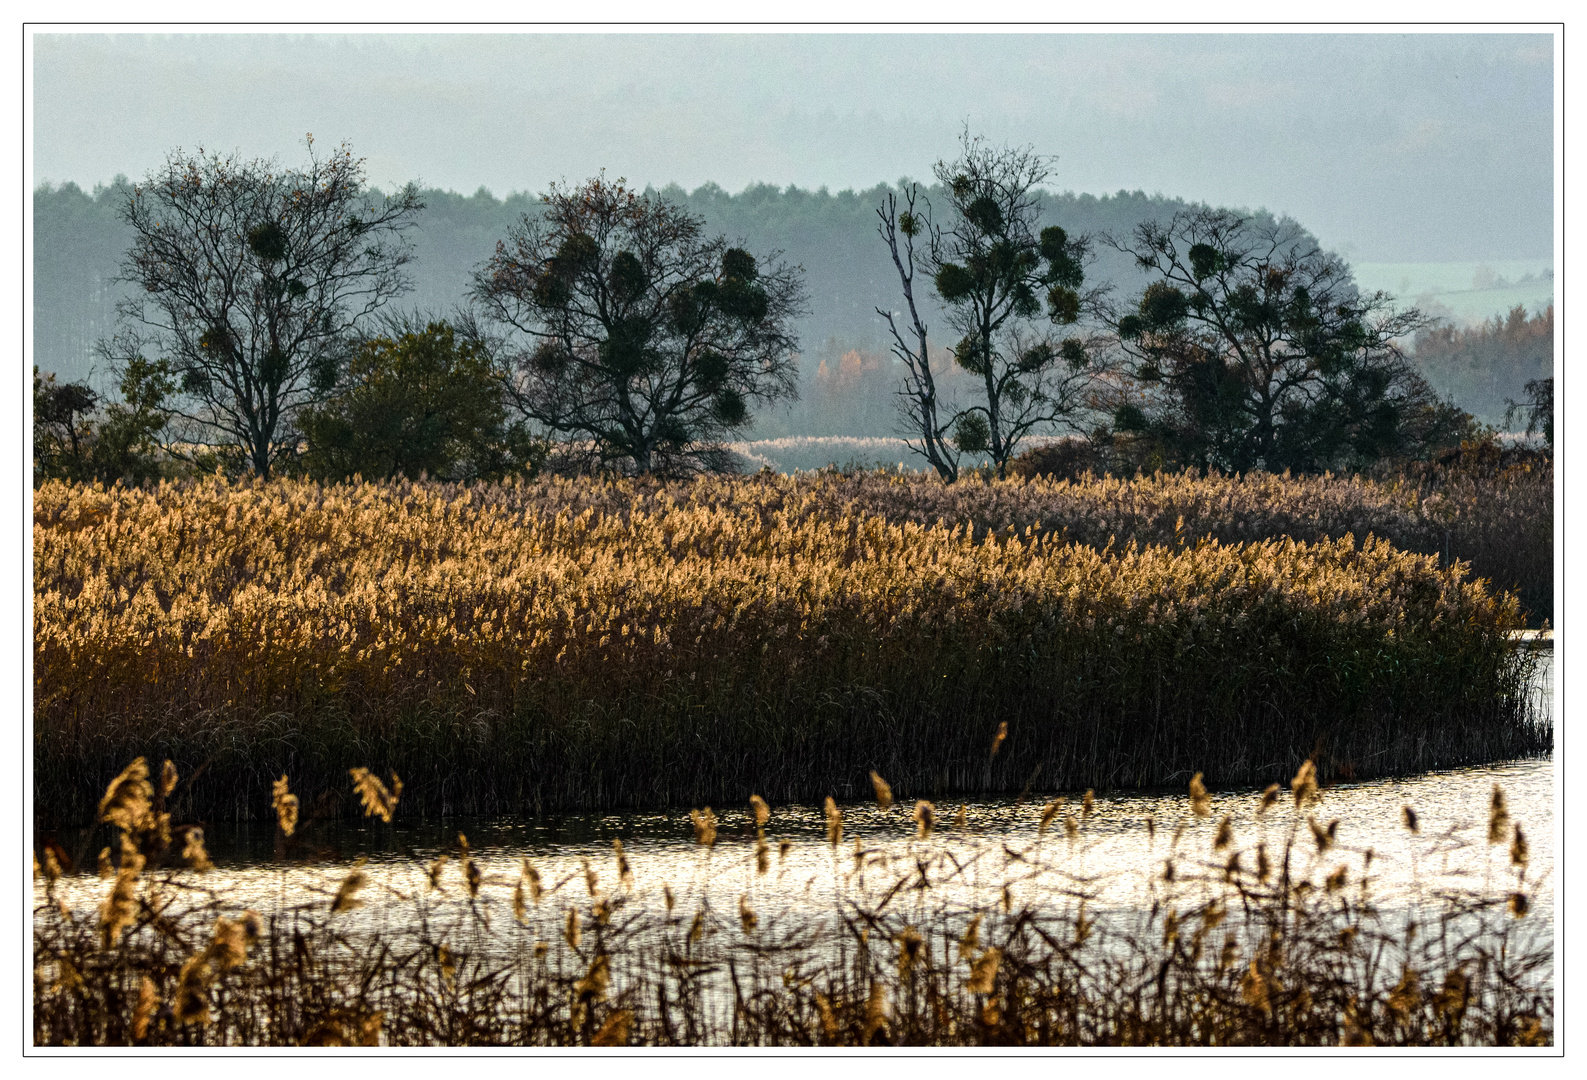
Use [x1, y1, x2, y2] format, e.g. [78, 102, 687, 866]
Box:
[38, 653, 1554, 954]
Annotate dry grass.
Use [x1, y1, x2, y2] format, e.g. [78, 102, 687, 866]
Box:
[34, 473, 1544, 824]
[31, 758, 1553, 1047]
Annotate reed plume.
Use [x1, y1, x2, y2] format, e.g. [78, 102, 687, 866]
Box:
[1292, 760, 1319, 808]
[913, 800, 934, 839]
[181, 827, 212, 872]
[750, 794, 770, 828]
[330, 869, 366, 914]
[1189, 773, 1211, 817]
[1489, 784, 1511, 845]
[825, 797, 842, 845]
[690, 808, 717, 847]
[271, 775, 299, 837]
[349, 768, 401, 823]
[870, 771, 894, 811]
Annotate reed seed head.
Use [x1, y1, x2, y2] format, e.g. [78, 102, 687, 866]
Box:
[330, 870, 366, 914]
[959, 913, 983, 961]
[1402, 805, 1420, 834]
[1511, 823, 1529, 867]
[98, 758, 153, 834]
[97, 846, 113, 879]
[181, 827, 212, 872]
[1489, 784, 1511, 845]
[897, 925, 923, 977]
[564, 907, 581, 949]
[1509, 891, 1530, 918]
[614, 838, 633, 888]
[1213, 815, 1234, 851]
[1039, 799, 1062, 835]
[690, 807, 718, 847]
[862, 982, 889, 1045]
[967, 948, 1001, 995]
[824, 797, 842, 845]
[1189, 773, 1211, 817]
[271, 775, 298, 837]
[1082, 789, 1095, 818]
[349, 767, 398, 823]
[1291, 759, 1318, 808]
[739, 893, 757, 933]
[913, 800, 934, 839]
[132, 975, 158, 1041]
[591, 1008, 633, 1047]
[870, 771, 893, 811]
[989, 721, 1008, 759]
[160, 760, 178, 797]
[750, 794, 770, 828]
[173, 953, 212, 1027]
[1258, 783, 1280, 815]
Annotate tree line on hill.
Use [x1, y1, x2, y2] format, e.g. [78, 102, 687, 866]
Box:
[32, 133, 1551, 487]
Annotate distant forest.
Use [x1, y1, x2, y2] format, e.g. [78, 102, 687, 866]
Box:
[33, 178, 1197, 439]
[31, 177, 1549, 438]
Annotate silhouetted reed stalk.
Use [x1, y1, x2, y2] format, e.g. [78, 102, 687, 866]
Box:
[31, 758, 1552, 1047]
[34, 474, 1546, 824]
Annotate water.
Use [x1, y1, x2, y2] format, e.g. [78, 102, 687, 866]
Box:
[38, 653, 1555, 941]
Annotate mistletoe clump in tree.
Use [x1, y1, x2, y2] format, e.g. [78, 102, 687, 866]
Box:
[887, 132, 1102, 480]
[473, 175, 805, 475]
[105, 138, 424, 478]
[1106, 208, 1473, 474]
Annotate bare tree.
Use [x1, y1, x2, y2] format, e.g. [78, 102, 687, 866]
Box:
[105, 138, 423, 477]
[916, 131, 1105, 479]
[876, 185, 961, 482]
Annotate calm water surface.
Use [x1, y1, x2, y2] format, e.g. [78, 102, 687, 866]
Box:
[41, 652, 1555, 939]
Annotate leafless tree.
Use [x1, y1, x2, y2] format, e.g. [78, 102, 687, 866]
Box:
[876, 185, 961, 482]
[105, 138, 423, 477]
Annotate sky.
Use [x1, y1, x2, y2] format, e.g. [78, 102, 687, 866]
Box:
[30, 31, 1556, 263]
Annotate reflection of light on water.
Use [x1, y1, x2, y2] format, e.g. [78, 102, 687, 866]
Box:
[39, 757, 1554, 946]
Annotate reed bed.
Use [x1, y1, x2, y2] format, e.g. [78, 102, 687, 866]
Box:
[32, 758, 1552, 1047]
[34, 474, 1544, 823]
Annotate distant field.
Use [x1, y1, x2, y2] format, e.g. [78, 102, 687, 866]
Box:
[1352, 260, 1553, 325]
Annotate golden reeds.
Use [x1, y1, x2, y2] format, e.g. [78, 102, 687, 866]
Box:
[690, 808, 717, 848]
[271, 775, 299, 837]
[181, 827, 212, 872]
[33, 472, 1539, 822]
[349, 768, 401, 824]
[825, 798, 842, 846]
[1292, 760, 1318, 808]
[912, 800, 934, 839]
[1189, 773, 1211, 817]
[870, 772, 894, 811]
[750, 794, 770, 828]
[1489, 785, 1511, 845]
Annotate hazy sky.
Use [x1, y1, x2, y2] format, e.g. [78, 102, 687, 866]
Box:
[31, 31, 1555, 262]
